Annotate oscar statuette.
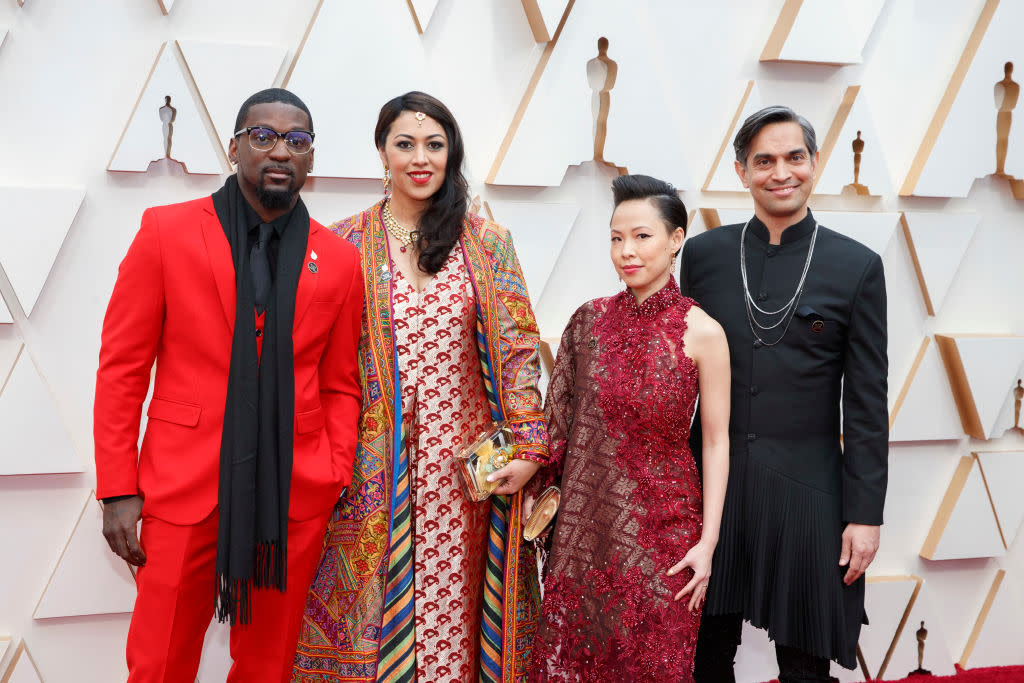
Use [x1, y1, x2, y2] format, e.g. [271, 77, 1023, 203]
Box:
[909, 620, 932, 676]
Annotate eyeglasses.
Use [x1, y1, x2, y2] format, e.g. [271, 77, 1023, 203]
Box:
[233, 126, 315, 154]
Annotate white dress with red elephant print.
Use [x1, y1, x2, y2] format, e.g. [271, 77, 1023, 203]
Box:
[393, 245, 493, 682]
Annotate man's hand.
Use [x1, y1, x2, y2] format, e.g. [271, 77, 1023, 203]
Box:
[839, 523, 879, 585]
[487, 459, 542, 496]
[102, 495, 146, 566]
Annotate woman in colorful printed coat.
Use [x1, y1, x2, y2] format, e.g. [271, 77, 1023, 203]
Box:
[292, 91, 549, 683]
[528, 175, 731, 682]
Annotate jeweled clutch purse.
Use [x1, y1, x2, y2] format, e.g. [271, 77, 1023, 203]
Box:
[455, 422, 516, 502]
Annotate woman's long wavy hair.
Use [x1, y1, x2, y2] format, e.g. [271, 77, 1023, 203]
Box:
[375, 91, 470, 275]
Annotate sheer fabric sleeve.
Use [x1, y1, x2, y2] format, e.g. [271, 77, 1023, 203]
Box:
[536, 306, 584, 490]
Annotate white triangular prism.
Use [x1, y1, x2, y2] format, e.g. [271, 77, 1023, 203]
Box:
[705, 82, 765, 192]
[177, 40, 288, 155]
[902, 212, 979, 315]
[0, 352, 82, 475]
[816, 211, 899, 257]
[157, 0, 175, 15]
[976, 451, 1024, 549]
[0, 295, 11, 324]
[34, 491, 136, 618]
[285, 3, 430, 179]
[528, 0, 571, 41]
[912, 2, 1024, 197]
[683, 210, 714, 239]
[409, 0, 440, 32]
[109, 42, 222, 175]
[0, 340, 23, 390]
[492, 4, 692, 187]
[302, 192, 387, 232]
[890, 342, 963, 442]
[708, 209, 754, 229]
[964, 570, 1024, 667]
[5, 643, 43, 683]
[771, 0, 885, 65]
[883, 581, 957, 678]
[930, 460, 1005, 560]
[859, 577, 920, 679]
[776, 2, 860, 64]
[0, 186, 84, 317]
[486, 201, 579, 307]
[0, 635, 10, 662]
[816, 91, 893, 196]
[955, 337, 1024, 439]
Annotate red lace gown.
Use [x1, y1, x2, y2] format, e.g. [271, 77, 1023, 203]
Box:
[530, 280, 704, 682]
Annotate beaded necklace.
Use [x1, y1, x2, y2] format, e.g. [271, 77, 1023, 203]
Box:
[382, 200, 417, 253]
[739, 218, 819, 346]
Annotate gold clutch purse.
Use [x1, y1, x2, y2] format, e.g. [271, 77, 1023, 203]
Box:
[523, 486, 560, 541]
[455, 422, 516, 502]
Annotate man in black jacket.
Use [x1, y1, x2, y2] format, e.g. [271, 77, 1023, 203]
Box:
[681, 106, 888, 682]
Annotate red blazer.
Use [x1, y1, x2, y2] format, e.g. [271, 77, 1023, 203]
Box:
[94, 196, 363, 525]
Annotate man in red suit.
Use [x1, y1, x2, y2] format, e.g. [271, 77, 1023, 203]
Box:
[94, 89, 363, 682]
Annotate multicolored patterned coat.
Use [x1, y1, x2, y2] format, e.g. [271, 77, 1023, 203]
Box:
[293, 200, 549, 682]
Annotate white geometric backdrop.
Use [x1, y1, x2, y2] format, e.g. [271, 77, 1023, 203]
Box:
[0, 1, 1022, 681]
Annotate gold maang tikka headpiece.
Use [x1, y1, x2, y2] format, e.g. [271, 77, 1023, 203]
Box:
[414, 112, 426, 127]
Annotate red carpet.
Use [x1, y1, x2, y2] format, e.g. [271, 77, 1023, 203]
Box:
[880, 666, 1024, 682]
[759, 664, 1024, 682]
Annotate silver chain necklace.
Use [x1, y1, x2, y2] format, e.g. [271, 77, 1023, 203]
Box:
[739, 218, 819, 346]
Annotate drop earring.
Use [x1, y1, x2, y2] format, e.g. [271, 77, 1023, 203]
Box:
[382, 166, 391, 195]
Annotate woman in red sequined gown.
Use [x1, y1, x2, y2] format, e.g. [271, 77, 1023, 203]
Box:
[528, 175, 731, 682]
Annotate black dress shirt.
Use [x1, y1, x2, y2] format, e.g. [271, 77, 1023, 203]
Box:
[243, 201, 294, 283]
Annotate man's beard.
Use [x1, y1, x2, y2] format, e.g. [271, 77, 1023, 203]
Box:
[257, 166, 297, 209]
[257, 182, 296, 210]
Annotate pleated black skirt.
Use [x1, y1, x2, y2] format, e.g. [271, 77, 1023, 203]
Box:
[705, 445, 866, 669]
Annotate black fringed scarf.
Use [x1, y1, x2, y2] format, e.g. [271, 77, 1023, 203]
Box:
[210, 174, 309, 624]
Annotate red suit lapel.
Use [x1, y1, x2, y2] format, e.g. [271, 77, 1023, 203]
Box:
[199, 199, 320, 334]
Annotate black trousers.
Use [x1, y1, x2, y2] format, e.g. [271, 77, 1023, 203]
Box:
[693, 613, 837, 683]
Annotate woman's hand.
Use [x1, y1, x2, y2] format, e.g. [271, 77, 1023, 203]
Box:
[667, 540, 715, 612]
[487, 459, 542, 496]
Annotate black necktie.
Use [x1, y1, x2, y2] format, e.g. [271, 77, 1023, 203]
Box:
[251, 223, 274, 314]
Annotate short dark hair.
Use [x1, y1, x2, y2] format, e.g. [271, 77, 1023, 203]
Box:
[375, 91, 469, 276]
[234, 88, 313, 133]
[733, 105, 816, 166]
[611, 174, 687, 237]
